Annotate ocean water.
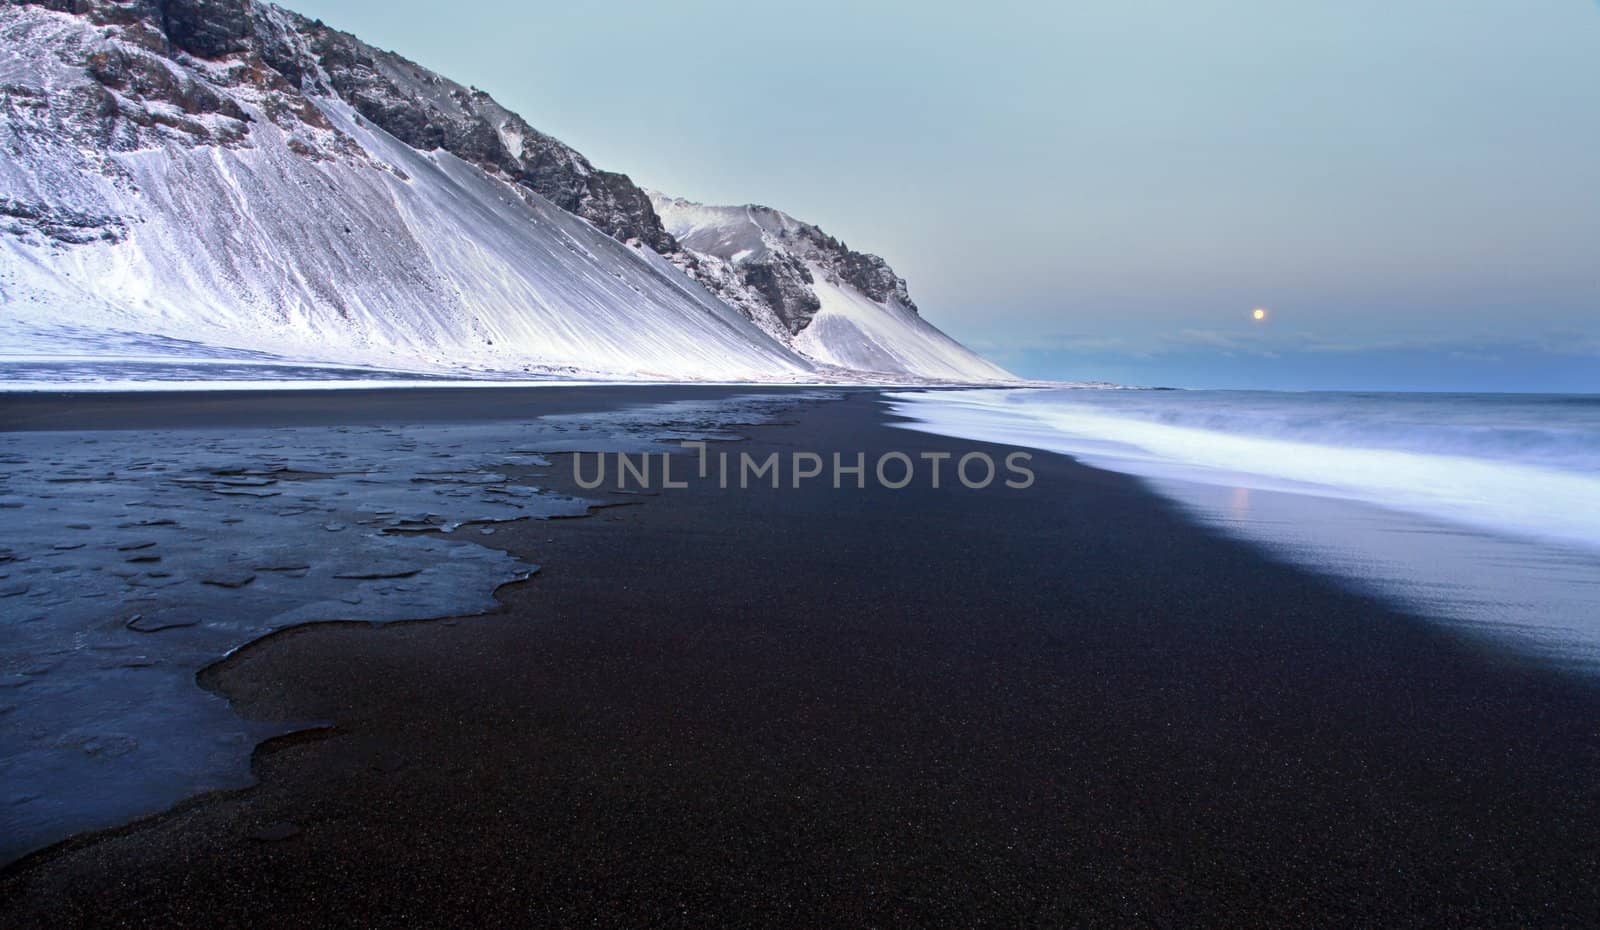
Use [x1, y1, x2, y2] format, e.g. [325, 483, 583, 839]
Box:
[886, 388, 1600, 671]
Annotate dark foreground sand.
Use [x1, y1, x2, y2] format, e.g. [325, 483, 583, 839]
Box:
[2, 388, 1598, 927]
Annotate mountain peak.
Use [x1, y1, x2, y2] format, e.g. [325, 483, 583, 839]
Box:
[651, 193, 1011, 381]
[1, 0, 1011, 383]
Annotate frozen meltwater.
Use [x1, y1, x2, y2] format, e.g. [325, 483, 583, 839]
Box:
[0, 392, 832, 862]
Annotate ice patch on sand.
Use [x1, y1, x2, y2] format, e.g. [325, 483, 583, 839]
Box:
[0, 391, 833, 862]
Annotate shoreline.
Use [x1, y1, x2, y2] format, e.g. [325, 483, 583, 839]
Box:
[0, 387, 835, 862]
[884, 388, 1600, 673]
[0, 383, 864, 431]
[3, 389, 1599, 925]
[0, 385, 844, 864]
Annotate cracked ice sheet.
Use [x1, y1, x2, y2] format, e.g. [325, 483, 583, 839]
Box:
[0, 391, 833, 862]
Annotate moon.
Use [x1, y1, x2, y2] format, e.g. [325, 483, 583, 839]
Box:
[1252, 308, 1268, 321]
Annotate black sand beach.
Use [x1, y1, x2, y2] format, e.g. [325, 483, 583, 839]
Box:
[3, 388, 1598, 927]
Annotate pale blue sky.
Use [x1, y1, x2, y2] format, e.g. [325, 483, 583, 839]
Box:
[288, 0, 1599, 390]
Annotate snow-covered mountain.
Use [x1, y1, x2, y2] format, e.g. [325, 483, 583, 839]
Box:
[651, 195, 1013, 381]
[0, 0, 1012, 383]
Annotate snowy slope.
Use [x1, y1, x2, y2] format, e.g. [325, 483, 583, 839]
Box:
[650, 195, 1014, 382]
[0, 5, 812, 381]
[795, 273, 1014, 378]
[0, 0, 1010, 384]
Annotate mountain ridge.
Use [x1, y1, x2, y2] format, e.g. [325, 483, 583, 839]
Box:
[651, 193, 1014, 381]
[0, 0, 1013, 383]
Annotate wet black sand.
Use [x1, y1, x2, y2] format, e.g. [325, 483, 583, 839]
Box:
[3, 388, 1598, 926]
[0, 383, 829, 431]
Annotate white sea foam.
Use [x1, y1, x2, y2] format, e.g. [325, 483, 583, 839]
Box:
[886, 387, 1600, 670]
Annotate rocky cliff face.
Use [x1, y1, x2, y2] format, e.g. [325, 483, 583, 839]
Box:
[0, 0, 817, 380]
[268, 11, 679, 253]
[652, 195, 1013, 380]
[4, 0, 679, 250]
[0, 0, 1012, 381]
[651, 196, 920, 337]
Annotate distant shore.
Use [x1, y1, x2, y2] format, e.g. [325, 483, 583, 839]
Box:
[3, 387, 1598, 926]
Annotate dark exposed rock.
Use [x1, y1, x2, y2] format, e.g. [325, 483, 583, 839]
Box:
[741, 252, 821, 336]
[278, 9, 679, 251]
[3, 0, 967, 374]
[8, 0, 679, 251]
[156, 0, 253, 59]
[816, 236, 916, 310]
[0, 197, 126, 245]
[6, 0, 76, 11]
[652, 194, 921, 340]
[84, 47, 248, 121]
